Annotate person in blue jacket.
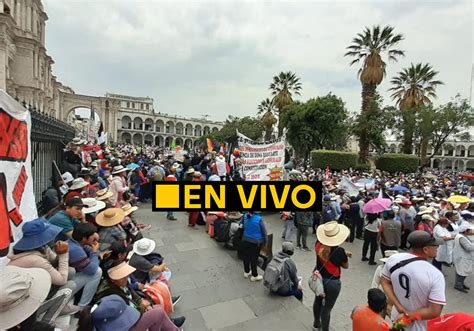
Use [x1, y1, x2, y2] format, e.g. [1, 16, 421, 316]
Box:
[240, 211, 268, 281]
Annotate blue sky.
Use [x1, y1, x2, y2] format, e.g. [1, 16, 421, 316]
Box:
[44, 0, 472, 121]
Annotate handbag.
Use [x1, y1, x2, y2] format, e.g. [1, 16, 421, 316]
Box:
[308, 271, 324, 296]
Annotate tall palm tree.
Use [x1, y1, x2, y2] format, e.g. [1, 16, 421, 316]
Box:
[258, 98, 278, 141]
[389, 63, 443, 162]
[269, 71, 302, 137]
[345, 25, 405, 163]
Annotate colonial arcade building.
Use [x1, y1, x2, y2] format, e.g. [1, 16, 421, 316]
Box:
[108, 93, 223, 149]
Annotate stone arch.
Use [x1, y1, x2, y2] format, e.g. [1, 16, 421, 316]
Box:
[185, 124, 193, 136]
[453, 159, 464, 171]
[212, 127, 219, 133]
[432, 158, 441, 169]
[165, 136, 173, 147]
[443, 159, 453, 170]
[443, 144, 454, 157]
[468, 145, 474, 158]
[122, 115, 132, 129]
[133, 133, 143, 145]
[144, 118, 154, 132]
[466, 160, 474, 171]
[184, 138, 193, 150]
[456, 145, 466, 157]
[155, 120, 165, 133]
[203, 126, 210, 136]
[194, 140, 201, 148]
[175, 137, 184, 146]
[194, 125, 202, 137]
[155, 135, 164, 146]
[133, 117, 143, 130]
[175, 122, 184, 135]
[144, 134, 154, 146]
[122, 132, 132, 144]
[166, 121, 175, 134]
[389, 144, 397, 153]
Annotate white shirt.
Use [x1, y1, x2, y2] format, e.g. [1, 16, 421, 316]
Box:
[382, 253, 446, 331]
[433, 225, 452, 263]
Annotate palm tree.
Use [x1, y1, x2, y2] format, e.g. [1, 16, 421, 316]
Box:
[389, 63, 443, 162]
[345, 25, 405, 163]
[269, 71, 302, 137]
[258, 98, 278, 141]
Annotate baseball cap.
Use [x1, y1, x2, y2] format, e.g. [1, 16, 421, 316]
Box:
[65, 197, 84, 208]
[407, 230, 444, 248]
[282, 242, 295, 255]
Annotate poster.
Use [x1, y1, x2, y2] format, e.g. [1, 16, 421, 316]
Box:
[237, 130, 285, 181]
[0, 90, 37, 264]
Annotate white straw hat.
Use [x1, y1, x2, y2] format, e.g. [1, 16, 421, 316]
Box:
[70, 177, 88, 190]
[133, 238, 156, 256]
[82, 198, 106, 214]
[316, 221, 350, 247]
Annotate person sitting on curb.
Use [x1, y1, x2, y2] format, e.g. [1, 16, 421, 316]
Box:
[351, 288, 391, 331]
[48, 197, 85, 241]
[264, 242, 303, 301]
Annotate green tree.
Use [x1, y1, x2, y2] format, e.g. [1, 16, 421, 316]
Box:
[420, 96, 474, 167]
[269, 71, 302, 137]
[389, 63, 443, 158]
[201, 115, 264, 146]
[257, 98, 278, 141]
[345, 25, 405, 163]
[281, 93, 350, 166]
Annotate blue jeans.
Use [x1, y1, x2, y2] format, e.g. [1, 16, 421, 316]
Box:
[167, 211, 174, 218]
[313, 278, 341, 331]
[71, 268, 103, 307]
[277, 285, 303, 301]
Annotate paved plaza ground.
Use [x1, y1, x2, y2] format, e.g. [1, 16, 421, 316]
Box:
[135, 205, 473, 331]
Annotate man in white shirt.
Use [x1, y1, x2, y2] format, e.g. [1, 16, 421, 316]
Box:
[380, 231, 446, 331]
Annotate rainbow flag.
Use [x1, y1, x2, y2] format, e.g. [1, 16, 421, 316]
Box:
[207, 138, 215, 153]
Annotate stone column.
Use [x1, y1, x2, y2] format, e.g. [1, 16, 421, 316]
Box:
[0, 46, 7, 90]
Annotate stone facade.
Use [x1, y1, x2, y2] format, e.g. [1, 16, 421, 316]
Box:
[108, 93, 223, 149]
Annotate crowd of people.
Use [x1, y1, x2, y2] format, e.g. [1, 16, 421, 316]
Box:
[1, 138, 474, 331]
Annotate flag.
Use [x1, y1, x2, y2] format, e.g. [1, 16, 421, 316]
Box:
[98, 122, 106, 150]
[170, 137, 176, 150]
[207, 138, 214, 153]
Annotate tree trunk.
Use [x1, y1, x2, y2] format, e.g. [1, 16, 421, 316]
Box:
[359, 83, 376, 163]
[277, 110, 284, 138]
[420, 133, 429, 168]
[264, 126, 272, 142]
[402, 111, 415, 154]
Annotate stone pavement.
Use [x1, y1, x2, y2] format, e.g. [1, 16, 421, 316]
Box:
[136, 206, 473, 331]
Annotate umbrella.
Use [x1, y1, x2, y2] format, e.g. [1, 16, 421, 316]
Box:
[390, 185, 409, 193]
[363, 198, 392, 214]
[126, 163, 140, 170]
[447, 195, 470, 204]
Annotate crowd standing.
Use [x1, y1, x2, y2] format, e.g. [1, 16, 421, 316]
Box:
[1, 138, 474, 331]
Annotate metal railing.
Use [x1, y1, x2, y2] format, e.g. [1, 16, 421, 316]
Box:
[18, 101, 76, 211]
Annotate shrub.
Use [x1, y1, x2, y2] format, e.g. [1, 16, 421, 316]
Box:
[375, 154, 419, 173]
[311, 150, 358, 171]
[353, 163, 371, 172]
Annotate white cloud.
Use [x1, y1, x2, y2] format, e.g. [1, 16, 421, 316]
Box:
[43, 0, 473, 121]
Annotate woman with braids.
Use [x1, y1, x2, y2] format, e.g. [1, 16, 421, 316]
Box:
[313, 221, 352, 331]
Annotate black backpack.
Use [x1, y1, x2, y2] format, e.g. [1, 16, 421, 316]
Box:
[214, 219, 231, 242]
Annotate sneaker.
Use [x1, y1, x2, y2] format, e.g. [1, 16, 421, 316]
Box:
[244, 272, 251, 278]
[463, 285, 470, 290]
[302, 247, 311, 252]
[59, 304, 81, 316]
[172, 295, 182, 307]
[368, 261, 377, 266]
[250, 275, 263, 282]
[454, 286, 468, 293]
[172, 316, 186, 328]
[296, 246, 302, 250]
[361, 257, 369, 261]
[167, 216, 177, 221]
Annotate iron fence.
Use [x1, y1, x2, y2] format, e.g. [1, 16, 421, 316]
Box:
[18, 102, 76, 212]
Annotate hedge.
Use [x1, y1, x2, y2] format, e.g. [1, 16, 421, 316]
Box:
[311, 150, 358, 171]
[375, 154, 419, 173]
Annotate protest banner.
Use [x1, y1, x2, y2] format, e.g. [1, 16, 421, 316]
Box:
[237, 130, 285, 181]
[0, 90, 37, 263]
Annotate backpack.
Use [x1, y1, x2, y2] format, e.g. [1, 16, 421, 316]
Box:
[214, 219, 231, 242]
[263, 255, 288, 292]
[323, 203, 337, 222]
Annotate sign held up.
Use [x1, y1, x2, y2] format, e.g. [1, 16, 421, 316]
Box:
[152, 181, 323, 212]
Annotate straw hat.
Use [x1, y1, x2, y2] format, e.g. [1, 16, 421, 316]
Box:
[379, 250, 399, 263]
[133, 238, 156, 256]
[107, 262, 136, 280]
[421, 214, 436, 222]
[112, 165, 129, 174]
[121, 203, 138, 216]
[316, 221, 350, 247]
[70, 178, 88, 190]
[0, 266, 51, 329]
[82, 198, 106, 214]
[61, 172, 74, 184]
[227, 211, 243, 220]
[193, 171, 202, 178]
[96, 188, 113, 201]
[417, 206, 434, 215]
[96, 208, 125, 227]
[186, 167, 195, 174]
